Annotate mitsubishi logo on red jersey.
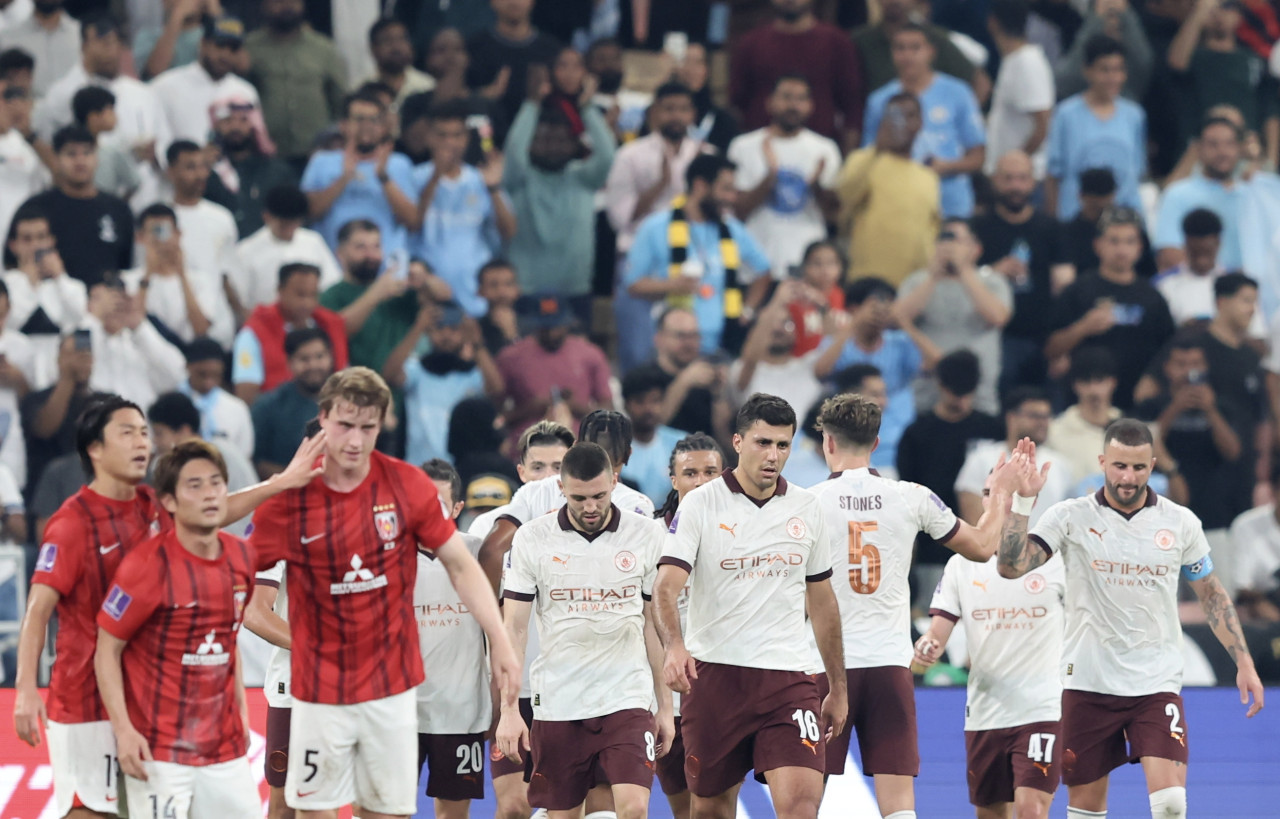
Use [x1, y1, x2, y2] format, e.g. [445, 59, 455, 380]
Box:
[182, 631, 230, 666]
[330, 554, 388, 595]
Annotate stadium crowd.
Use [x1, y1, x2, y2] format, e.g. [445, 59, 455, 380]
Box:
[0, 0, 1277, 817]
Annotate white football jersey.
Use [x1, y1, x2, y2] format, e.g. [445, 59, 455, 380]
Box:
[505, 506, 665, 721]
[415, 533, 492, 734]
[930, 553, 1065, 731]
[1031, 489, 1210, 697]
[662, 471, 831, 672]
[505, 473, 655, 524]
[467, 505, 507, 540]
[256, 560, 291, 708]
[810, 468, 961, 669]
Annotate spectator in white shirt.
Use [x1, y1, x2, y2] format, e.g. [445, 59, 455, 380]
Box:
[985, 0, 1055, 178]
[231, 184, 341, 317]
[728, 74, 841, 279]
[177, 336, 253, 460]
[83, 278, 186, 409]
[0, 72, 48, 240]
[1154, 207, 1266, 338]
[0, 278, 35, 487]
[120, 203, 235, 348]
[729, 279, 823, 422]
[166, 140, 239, 312]
[1230, 462, 1280, 622]
[2, 205, 86, 388]
[0, 0, 31, 36]
[150, 15, 260, 146]
[0, 0, 78, 98]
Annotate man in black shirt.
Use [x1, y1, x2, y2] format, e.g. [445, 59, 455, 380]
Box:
[973, 151, 1072, 394]
[1046, 206, 1175, 408]
[1060, 166, 1157, 278]
[647, 307, 726, 439]
[21, 334, 102, 502]
[465, 0, 561, 125]
[17, 126, 131, 288]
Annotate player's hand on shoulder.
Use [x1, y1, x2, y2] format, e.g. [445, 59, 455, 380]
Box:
[12, 686, 46, 747]
[115, 724, 153, 780]
[495, 707, 530, 764]
[663, 643, 697, 694]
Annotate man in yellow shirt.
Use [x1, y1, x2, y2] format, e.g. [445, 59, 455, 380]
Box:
[837, 92, 940, 286]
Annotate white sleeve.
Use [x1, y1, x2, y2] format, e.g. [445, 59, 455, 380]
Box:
[1015, 49, 1056, 112]
[504, 528, 538, 598]
[641, 519, 663, 597]
[804, 502, 832, 580]
[1179, 507, 1212, 567]
[911, 482, 960, 542]
[661, 489, 705, 571]
[41, 275, 88, 329]
[1028, 501, 1072, 556]
[0, 462, 22, 513]
[133, 321, 188, 393]
[819, 138, 842, 188]
[1228, 515, 1256, 592]
[256, 559, 285, 585]
[928, 555, 964, 619]
[504, 482, 538, 525]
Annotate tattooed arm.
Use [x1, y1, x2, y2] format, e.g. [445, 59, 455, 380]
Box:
[997, 511, 1050, 579]
[1190, 573, 1265, 717]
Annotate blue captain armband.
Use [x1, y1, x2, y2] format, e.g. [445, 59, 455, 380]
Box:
[1181, 555, 1215, 581]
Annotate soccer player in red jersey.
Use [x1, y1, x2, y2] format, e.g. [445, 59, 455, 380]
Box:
[12, 393, 324, 819]
[95, 440, 260, 818]
[248, 367, 520, 819]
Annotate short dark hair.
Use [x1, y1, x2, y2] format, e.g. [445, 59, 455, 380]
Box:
[356, 80, 395, 102]
[1201, 115, 1243, 140]
[886, 91, 921, 112]
[801, 239, 845, 271]
[1103, 417, 1154, 449]
[561, 441, 613, 483]
[734, 393, 796, 435]
[0, 48, 34, 78]
[147, 391, 201, 434]
[368, 16, 406, 46]
[165, 139, 202, 166]
[844, 276, 896, 306]
[80, 13, 121, 43]
[1083, 34, 1125, 66]
[518, 421, 574, 462]
[891, 21, 932, 42]
[72, 86, 115, 126]
[621, 364, 669, 403]
[1068, 346, 1117, 383]
[137, 202, 177, 228]
[579, 410, 633, 469]
[989, 0, 1030, 36]
[653, 81, 694, 104]
[76, 394, 144, 479]
[817, 393, 881, 449]
[278, 262, 320, 289]
[153, 439, 227, 499]
[834, 363, 882, 394]
[685, 153, 735, 191]
[668, 432, 722, 476]
[284, 327, 332, 358]
[1096, 205, 1142, 236]
[936, 349, 981, 396]
[343, 89, 386, 118]
[428, 98, 470, 125]
[1214, 271, 1257, 299]
[337, 218, 380, 245]
[421, 458, 463, 509]
[1002, 386, 1050, 416]
[1079, 167, 1117, 197]
[1169, 328, 1206, 354]
[1182, 208, 1222, 239]
[184, 336, 225, 364]
[52, 125, 95, 153]
[772, 73, 811, 94]
[655, 306, 696, 333]
[478, 258, 514, 287]
[264, 185, 309, 220]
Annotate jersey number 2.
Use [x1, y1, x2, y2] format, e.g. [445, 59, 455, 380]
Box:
[847, 521, 881, 594]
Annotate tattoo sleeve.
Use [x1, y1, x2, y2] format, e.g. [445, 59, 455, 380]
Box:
[1196, 575, 1250, 666]
[996, 513, 1048, 578]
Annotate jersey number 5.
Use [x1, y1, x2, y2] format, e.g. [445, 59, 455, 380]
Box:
[847, 521, 881, 595]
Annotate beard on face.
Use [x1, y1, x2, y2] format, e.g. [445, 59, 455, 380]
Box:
[596, 70, 623, 94]
[698, 197, 724, 222]
[659, 121, 687, 141]
[268, 10, 304, 32]
[421, 349, 475, 375]
[996, 189, 1030, 212]
[217, 129, 253, 153]
[349, 260, 381, 283]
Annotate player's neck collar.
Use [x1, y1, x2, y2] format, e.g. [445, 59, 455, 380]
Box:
[722, 467, 789, 508]
[1094, 486, 1158, 520]
[558, 503, 622, 542]
[829, 467, 879, 480]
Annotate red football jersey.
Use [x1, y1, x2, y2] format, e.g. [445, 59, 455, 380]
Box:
[250, 450, 457, 705]
[31, 486, 169, 723]
[97, 530, 255, 766]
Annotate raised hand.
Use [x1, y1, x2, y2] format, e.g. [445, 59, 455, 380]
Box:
[1011, 438, 1051, 498]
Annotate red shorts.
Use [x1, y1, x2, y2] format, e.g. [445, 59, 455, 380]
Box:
[417, 733, 486, 801]
[818, 666, 919, 777]
[654, 715, 687, 795]
[965, 720, 1062, 806]
[1062, 690, 1189, 786]
[264, 706, 290, 788]
[680, 661, 825, 798]
[527, 708, 655, 811]
[489, 698, 534, 780]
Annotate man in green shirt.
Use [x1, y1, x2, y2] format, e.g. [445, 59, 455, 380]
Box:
[245, 0, 347, 165]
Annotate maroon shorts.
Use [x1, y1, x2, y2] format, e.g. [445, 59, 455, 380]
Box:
[1062, 690, 1189, 786]
[417, 733, 487, 801]
[489, 698, 534, 780]
[680, 661, 825, 798]
[264, 706, 290, 788]
[527, 708, 655, 811]
[654, 715, 687, 795]
[818, 666, 919, 777]
[965, 720, 1062, 806]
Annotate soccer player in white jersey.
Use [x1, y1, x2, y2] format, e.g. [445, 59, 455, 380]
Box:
[468, 421, 573, 542]
[416, 460, 492, 818]
[655, 393, 848, 819]
[652, 432, 725, 819]
[915, 474, 1067, 819]
[997, 420, 1264, 819]
[245, 558, 293, 819]
[809, 394, 1021, 819]
[497, 442, 674, 819]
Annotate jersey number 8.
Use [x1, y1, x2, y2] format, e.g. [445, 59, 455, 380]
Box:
[847, 521, 882, 595]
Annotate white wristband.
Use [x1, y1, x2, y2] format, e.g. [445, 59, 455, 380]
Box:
[1011, 493, 1036, 516]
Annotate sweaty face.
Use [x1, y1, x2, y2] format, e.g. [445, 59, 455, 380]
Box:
[166, 458, 228, 532]
[671, 450, 723, 502]
[92, 408, 152, 484]
[733, 421, 793, 492]
[1099, 441, 1154, 509]
[519, 443, 568, 483]
[290, 339, 334, 393]
[320, 398, 382, 471]
[560, 470, 616, 533]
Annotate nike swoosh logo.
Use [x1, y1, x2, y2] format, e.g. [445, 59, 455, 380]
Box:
[297, 790, 319, 798]
[105, 796, 116, 802]
[175, 601, 197, 609]
[301, 534, 324, 544]
[99, 542, 120, 555]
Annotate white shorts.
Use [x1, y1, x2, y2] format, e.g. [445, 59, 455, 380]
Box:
[286, 688, 418, 814]
[123, 757, 259, 819]
[47, 719, 118, 817]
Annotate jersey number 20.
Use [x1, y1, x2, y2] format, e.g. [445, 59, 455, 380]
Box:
[847, 521, 881, 595]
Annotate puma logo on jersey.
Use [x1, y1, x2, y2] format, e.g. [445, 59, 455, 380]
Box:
[1171, 732, 1186, 747]
[972, 579, 988, 591]
[1089, 528, 1106, 540]
[719, 523, 738, 537]
[801, 738, 819, 754]
[551, 555, 571, 567]
[1033, 761, 1051, 776]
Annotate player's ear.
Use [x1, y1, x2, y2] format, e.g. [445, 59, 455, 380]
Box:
[160, 493, 178, 515]
[871, 435, 880, 454]
[451, 500, 464, 519]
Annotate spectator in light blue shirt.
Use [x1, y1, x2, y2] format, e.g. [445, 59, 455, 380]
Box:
[1153, 117, 1244, 271]
[411, 99, 517, 317]
[625, 153, 772, 357]
[300, 89, 418, 257]
[814, 277, 924, 399]
[620, 365, 689, 505]
[1046, 34, 1146, 221]
[863, 23, 986, 218]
